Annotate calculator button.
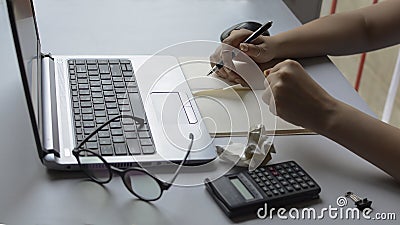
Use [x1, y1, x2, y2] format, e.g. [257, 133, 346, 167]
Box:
[268, 167, 274, 171]
[268, 185, 275, 190]
[289, 162, 296, 167]
[282, 163, 289, 168]
[284, 174, 291, 179]
[274, 184, 281, 189]
[275, 165, 282, 170]
[266, 191, 273, 197]
[288, 179, 296, 184]
[307, 181, 316, 187]
[262, 186, 268, 192]
[286, 186, 294, 192]
[255, 168, 261, 173]
[277, 176, 284, 181]
[272, 190, 279, 195]
[271, 180, 277, 184]
[267, 175, 273, 180]
[300, 183, 308, 189]
[263, 171, 269, 176]
[260, 167, 265, 172]
[298, 171, 305, 176]
[272, 171, 279, 176]
[254, 178, 261, 183]
[302, 176, 310, 181]
[293, 167, 300, 171]
[281, 181, 289, 186]
[291, 173, 298, 178]
[257, 172, 264, 177]
[295, 178, 303, 183]
[264, 181, 271, 186]
[286, 168, 293, 173]
[293, 184, 301, 190]
[279, 188, 285, 194]
[261, 176, 267, 181]
[258, 182, 265, 187]
[279, 169, 286, 174]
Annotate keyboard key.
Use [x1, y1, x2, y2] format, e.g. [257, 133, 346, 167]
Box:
[75, 59, 85, 64]
[79, 90, 90, 95]
[80, 95, 91, 101]
[76, 65, 86, 73]
[125, 131, 137, 139]
[140, 138, 152, 146]
[104, 91, 115, 96]
[139, 131, 151, 138]
[99, 65, 110, 73]
[84, 128, 95, 134]
[100, 145, 114, 156]
[101, 79, 112, 85]
[98, 131, 110, 138]
[114, 143, 127, 155]
[95, 111, 106, 117]
[86, 59, 97, 64]
[80, 102, 92, 108]
[137, 124, 149, 131]
[142, 146, 155, 154]
[87, 65, 97, 70]
[110, 122, 122, 129]
[93, 98, 104, 104]
[86, 142, 98, 149]
[90, 81, 101, 87]
[107, 109, 119, 115]
[83, 121, 95, 128]
[127, 139, 141, 154]
[96, 117, 107, 124]
[82, 114, 94, 121]
[102, 85, 113, 91]
[124, 125, 136, 131]
[112, 136, 125, 143]
[111, 129, 123, 136]
[81, 108, 93, 114]
[105, 97, 116, 102]
[98, 59, 108, 64]
[99, 138, 111, 145]
[114, 82, 125, 88]
[106, 102, 117, 109]
[94, 104, 105, 110]
[129, 93, 145, 119]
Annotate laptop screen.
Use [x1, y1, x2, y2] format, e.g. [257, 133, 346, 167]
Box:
[7, 0, 43, 155]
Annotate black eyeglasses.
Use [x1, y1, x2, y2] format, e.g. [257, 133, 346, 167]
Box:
[72, 114, 193, 201]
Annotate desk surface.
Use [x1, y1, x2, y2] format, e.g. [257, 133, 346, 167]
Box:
[0, 0, 399, 224]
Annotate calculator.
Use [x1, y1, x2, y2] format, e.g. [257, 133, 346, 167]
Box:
[205, 161, 321, 218]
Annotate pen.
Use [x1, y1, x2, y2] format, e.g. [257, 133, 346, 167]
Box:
[207, 21, 273, 76]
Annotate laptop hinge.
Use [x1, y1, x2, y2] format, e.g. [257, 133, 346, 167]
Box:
[41, 53, 61, 158]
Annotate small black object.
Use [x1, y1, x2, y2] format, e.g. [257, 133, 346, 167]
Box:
[220, 21, 270, 42]
[345, 191, 373, 211]
[204, 161, 321, 218]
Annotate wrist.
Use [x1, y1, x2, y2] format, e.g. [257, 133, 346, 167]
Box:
[314, 97, 343, 136]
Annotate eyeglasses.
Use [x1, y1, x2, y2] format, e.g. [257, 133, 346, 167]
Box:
[72, 114, 194, 201]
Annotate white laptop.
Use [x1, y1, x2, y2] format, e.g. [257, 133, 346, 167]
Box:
[6, 0, 216, 170]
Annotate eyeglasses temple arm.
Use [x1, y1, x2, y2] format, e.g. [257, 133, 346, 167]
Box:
[165, 133, 194, 188]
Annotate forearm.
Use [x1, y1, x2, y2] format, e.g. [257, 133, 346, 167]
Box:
[318, 100, 400, 181]
[271, 0, 400, 59]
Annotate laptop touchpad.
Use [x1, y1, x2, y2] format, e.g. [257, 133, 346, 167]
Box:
[150, 92, 189, 125]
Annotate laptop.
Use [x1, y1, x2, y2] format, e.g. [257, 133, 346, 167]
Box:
[6, 0, 216, 170]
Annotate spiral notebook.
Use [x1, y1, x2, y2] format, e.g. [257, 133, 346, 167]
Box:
[177, 57, 313, 137]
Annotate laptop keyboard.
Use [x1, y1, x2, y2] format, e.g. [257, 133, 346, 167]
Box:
[68, 59, 155, 156]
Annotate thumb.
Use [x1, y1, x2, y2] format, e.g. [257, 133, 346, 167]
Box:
[240, 43, 262, 58]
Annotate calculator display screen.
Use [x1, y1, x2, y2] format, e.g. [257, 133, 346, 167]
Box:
[230, 178, 254, 200]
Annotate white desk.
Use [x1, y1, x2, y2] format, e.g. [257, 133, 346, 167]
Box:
[0, 0, 399, 224]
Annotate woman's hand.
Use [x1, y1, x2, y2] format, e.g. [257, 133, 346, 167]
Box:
[209, 29, 278, 85]
[262, 59, 338, 132]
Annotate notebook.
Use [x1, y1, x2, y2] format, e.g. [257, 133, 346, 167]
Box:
[178, 57, 313, 137]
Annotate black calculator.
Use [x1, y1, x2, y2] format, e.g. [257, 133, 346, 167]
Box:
[205, 161, 321, 218]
